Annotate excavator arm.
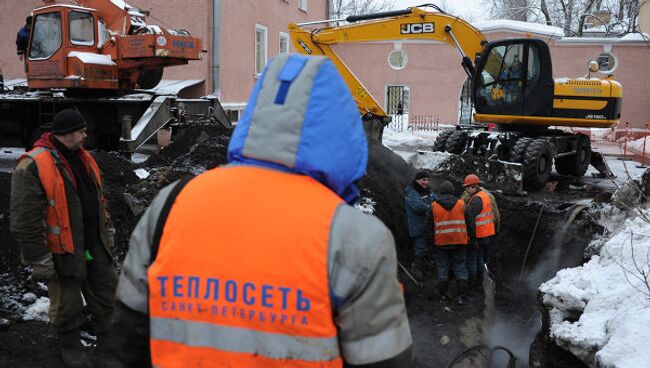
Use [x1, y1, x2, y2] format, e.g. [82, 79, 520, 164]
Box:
[289, 6, 487, 120]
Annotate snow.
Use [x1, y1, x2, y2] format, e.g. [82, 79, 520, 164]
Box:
[134, 168, 150, 179]
[540, 209, 650, 367]
[68, 52, 116, 66]
[473, 19, 564, 38]
[110, 0, 127, 9]
[22, 297, 50, 322]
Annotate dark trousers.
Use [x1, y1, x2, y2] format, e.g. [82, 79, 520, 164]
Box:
[467, 236, 492, 277]
[434, 247, 468, 282]
[48, 247, 117, 333]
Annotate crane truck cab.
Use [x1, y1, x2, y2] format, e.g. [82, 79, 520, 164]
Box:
[289, 6, 622, 190]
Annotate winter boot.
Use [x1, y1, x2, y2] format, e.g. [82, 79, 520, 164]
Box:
[58, 328, 91, 368]
[438, 280, 450, 302]
[410, 260, 425, 281]
[456, 280, 469, 305]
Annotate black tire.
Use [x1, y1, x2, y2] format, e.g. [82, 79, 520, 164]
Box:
[433, 129, 454, 151]
[137, 67, 164, 89]
[510, 137, 533, 163]
[444, 130, 468, 154]
[555, 134, 591, 177]
[523, 138, 553, 189]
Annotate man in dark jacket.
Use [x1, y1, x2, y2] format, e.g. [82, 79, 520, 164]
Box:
[424, 181, 475, 305]
[10, 109, 117, 368]
[16, 15, 32, 61]
[404, 170, 435, 280]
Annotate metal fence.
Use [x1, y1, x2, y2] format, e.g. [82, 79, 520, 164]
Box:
[388, 114, 440, 132]
[568, 122, 650, 166]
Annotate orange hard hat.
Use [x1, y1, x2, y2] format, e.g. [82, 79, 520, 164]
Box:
[463, 174, 480, 187]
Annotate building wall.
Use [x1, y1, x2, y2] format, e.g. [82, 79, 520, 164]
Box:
[220, 0, 327, 104]
[641, 0, 650, 34]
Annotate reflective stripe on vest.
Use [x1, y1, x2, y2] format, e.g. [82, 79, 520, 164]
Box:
[473, 191, 495, 238]
[21, 147, 106, 254]
[148, 166, 343, 367]
[432, 200, 468, 246]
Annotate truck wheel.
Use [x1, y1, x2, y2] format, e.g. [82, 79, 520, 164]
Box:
[433, 130, 453, 151]
[523, 138, 553, 189]
[137, 67, 164, 89]
[444, 131, 468, 154]
[555, 134, 591, 176]
[510, 137, 532, 163]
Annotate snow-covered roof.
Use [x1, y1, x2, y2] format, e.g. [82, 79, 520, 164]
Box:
[473, 19, 564, 38]
[557, 32, 650, 45]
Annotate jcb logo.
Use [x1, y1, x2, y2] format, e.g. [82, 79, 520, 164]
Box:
[400, 23, 435, 34]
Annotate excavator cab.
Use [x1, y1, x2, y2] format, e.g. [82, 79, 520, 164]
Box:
[473, 38, 554, 124]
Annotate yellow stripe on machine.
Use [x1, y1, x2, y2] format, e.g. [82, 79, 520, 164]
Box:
[552, 99, 608, 110]
[474, 113, 619, 128]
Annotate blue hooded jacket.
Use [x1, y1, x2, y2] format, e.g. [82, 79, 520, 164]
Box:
[227, 54, 367, 204]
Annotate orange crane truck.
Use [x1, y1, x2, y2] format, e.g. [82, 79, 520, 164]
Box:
[1, 0, 228, 151]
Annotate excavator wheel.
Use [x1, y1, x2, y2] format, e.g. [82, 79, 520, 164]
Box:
[555, 134, 591, 177]
[444, 130, 468, 154]
[510, 137, 533, 163]
[523, 138, 553, 189]
[432, 129, 454, 151]
[137, 67, 164, 89]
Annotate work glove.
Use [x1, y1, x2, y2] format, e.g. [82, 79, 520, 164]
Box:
[30, 254, 56, 282]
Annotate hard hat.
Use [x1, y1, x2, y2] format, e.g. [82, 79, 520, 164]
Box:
[463, 174, 480, 187]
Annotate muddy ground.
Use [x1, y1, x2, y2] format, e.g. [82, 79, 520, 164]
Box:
[0, 123, 616, 367]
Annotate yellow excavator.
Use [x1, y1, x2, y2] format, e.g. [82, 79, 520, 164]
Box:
[289, 5, 622, 189]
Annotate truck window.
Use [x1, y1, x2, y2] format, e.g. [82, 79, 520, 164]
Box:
[70, 11, 95, 46]
[29, 12, 62, 60]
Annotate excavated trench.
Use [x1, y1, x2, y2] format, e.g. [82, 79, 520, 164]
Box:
[0, 125, 611, 367]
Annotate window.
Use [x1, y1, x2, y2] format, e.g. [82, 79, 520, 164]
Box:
[479, 44, 525, 105]
[255, 24, 268, 75]
[69, 11, 94, 46]
[279, 32, 289, 54]
[596, 52, 616, 73]
[29, 12, 62, 59]
[388, 49, 408, 70]
[97, 20, 110, 49]
[299, 0, 308, 12]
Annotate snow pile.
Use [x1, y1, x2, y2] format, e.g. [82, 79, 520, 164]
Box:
[382, 126, 441, 152]
[540, 209, 650, 367]
[22, 297, 50, 322]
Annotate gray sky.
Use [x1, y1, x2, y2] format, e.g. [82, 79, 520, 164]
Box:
[391, 1, 488, 22]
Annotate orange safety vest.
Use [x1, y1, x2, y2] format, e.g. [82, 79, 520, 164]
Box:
[21, 146, 105, 254]
[473, 191, 495, 238]
[432, 200, 469, 246]
[148, 166, 343, 368]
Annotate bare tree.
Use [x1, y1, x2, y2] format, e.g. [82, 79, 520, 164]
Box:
[330, 0, 392, 19]
[481, 0, 641, 36]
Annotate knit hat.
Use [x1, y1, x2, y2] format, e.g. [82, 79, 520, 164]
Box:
[414, 171, 429, 180]
[52, 109, 87, 135]
[439, 181, 454, 194]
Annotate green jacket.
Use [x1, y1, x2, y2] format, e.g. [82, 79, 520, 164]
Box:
[10, 151, 114, 279]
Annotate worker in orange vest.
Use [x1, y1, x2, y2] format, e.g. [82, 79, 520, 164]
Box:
[463, 174, 499, 292]
[424, 181, 475, 305]
[110, 54, 413, 367]
[10, 109, 117, 368]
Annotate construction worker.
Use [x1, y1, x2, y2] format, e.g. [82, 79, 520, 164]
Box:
[424, 181, 475, 305]
[110, 54, 413, 367]
[16, 15, 32, 61]
[404, 170, 435, 281]
[10, 109, 117, 368]
[462, 174, 500, 292]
